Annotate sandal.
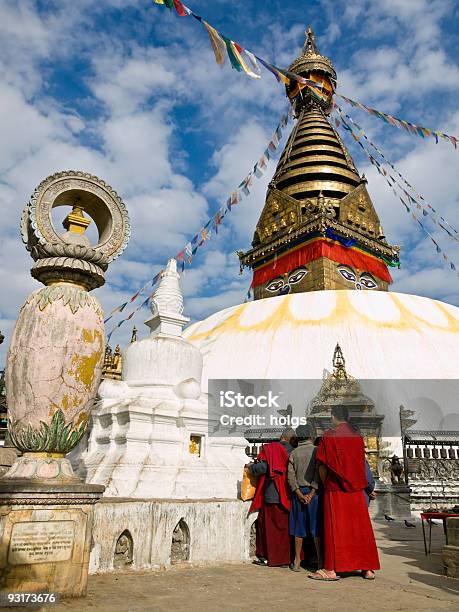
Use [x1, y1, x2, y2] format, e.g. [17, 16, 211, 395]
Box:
[289, 563, 301, 572]
[253, 558, 268, 566]
[308, 569, 340, 581]
[362, 571, 375, 580]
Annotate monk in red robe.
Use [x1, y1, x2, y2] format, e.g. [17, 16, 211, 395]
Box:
[248, 428, 296, 566]
[310, 406, 380, 581]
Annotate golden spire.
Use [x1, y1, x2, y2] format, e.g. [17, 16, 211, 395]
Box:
[303, 26, 318, 54]
[288, 25, 337, 92]
[238, 27, 399, 300]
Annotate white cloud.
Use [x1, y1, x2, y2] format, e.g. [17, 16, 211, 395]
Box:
[0, 0, 458, 370]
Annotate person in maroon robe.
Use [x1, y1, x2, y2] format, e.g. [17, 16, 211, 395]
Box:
[309, 406, 380, 581]
[248, 428, 296, 567]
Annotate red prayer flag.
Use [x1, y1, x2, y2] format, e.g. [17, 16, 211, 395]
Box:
[173, 0, 187, 16]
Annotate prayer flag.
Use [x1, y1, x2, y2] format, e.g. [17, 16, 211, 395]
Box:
[254, 163, 263, 178]
[223, 37, 244, 72]
[256, 56, 290, 85]
[203, 21, 226, 66]
[241, 49, 262, 79]
[185, 242, 192, 264]
[155, 0, 174, 9]
[172, 0, 187, 16]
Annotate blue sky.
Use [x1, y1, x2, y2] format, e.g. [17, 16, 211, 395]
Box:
[0, 0, 459, 363]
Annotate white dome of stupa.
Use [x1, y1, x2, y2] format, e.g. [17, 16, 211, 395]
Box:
[184, 290, 459, 383]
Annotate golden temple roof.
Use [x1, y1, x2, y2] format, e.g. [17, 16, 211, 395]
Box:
[238, 27, 399, 299]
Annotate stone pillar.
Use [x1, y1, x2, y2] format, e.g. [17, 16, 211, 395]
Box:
[0, 171, 130, 597]
[442, 517, 459, 578]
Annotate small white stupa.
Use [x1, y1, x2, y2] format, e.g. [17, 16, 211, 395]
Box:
[75, 259, 247, 499]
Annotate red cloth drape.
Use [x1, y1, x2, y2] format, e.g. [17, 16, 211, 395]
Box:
[316, 423, 380, 572]
[252, 239, 392, 287]
[250, 442, 291, 513]
[255, 503, 292, 566]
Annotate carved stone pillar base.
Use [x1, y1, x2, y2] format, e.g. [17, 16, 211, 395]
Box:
[0, 481, 104, 597]
[442, 517, 459, 578]
[4, 454, 80, 483]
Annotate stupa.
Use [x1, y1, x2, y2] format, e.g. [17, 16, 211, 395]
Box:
[183, 29, 459, 448]
[72, 28, 459, 573]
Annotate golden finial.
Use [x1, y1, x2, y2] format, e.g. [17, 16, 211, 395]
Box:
[62, 202, 91, 235]
[332, 343, 347, 379]
[303, 26, 318, 55]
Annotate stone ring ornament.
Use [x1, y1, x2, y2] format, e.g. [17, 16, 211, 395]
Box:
[20, 171, 130, 289]
[6, 171, 130, 482]
[22, 170, 130, 261]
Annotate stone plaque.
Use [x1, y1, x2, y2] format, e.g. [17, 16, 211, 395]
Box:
[8, 521, 75, 565]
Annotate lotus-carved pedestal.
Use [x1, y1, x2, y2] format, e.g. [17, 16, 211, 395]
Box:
[0, 171, 130, 597]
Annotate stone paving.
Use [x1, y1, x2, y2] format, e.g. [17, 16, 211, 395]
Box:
[13, 520, 459, 612]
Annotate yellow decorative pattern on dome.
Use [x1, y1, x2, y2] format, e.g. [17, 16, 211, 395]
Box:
[184, 291, 459, 343]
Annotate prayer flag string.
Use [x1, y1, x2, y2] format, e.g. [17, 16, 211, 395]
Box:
[337, 94, 458, 150]
[152, 1, 458, 148]
[334, 104, 459, 243]
[333, 107, 459, 278]
[104, 106, 293, 340]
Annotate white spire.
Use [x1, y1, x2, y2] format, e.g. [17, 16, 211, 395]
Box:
[145, 259, 189, 337]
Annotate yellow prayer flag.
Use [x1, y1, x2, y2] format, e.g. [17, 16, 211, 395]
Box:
[203, 21, 226, 66]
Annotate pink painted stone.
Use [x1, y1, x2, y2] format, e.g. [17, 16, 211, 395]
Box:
[6, 284, 104, 441]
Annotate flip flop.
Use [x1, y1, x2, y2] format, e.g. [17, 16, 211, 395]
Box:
[308, 569, 340, 581]
[289, 563, 301, 572]
[252, 558, 268, 566]
[362, 571, 375, 580]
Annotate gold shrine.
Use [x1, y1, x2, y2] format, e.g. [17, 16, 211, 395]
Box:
[102, 326, 137, 380]
[238, 27, 399, 300]
[307, 344, 384, 474]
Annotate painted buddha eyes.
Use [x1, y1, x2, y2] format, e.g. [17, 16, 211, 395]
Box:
[266, 278, 284, 292]
[266, 267, 308, 293]
[359, 274, 378, 289]
[337, 266, 378, 290]
[288, 267, 308, 284]
[337, 266, 356, 283]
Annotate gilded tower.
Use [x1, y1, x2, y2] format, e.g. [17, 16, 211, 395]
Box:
[239, 28, 400, 300]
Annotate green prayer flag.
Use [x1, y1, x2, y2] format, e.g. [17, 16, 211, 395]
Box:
[223, 37, 243, 71]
